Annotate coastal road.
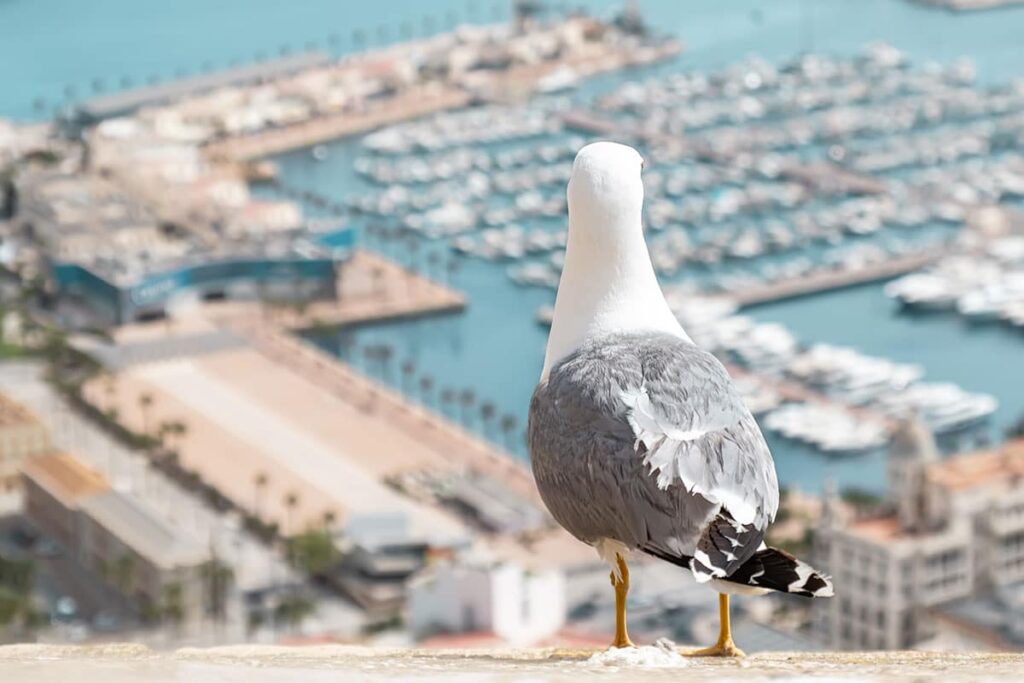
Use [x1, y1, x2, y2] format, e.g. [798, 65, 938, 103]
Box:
[0, 360, 366, 644]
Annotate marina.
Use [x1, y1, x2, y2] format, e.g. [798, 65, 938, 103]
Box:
[5, 1, 1024, 498]
[4, 0, 1024, 653]
[285, 38, 1024, 493]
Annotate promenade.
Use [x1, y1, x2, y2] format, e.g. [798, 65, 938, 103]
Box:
[75, 248, 593, 568]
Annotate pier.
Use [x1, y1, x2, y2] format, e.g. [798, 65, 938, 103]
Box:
[210, 249, 466, 330]
[203, 86, 473, 162]
[734, 247, 949, 308]
[198, 26, 681, 162]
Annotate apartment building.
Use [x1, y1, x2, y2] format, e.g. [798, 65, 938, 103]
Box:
[814, 419, 1024, 650]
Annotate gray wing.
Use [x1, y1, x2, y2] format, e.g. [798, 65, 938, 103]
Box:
[528, 331, 779, 580]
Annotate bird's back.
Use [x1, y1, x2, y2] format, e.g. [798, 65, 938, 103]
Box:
[529, 331, 778, 566]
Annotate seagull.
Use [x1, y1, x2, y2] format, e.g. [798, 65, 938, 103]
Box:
[528, 142, 833, 657]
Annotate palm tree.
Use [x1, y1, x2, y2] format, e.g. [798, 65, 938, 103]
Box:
[480, 401, 497, 438]
[161, 582, 185, 630]
[400, 359, 416, 395]
[418, 375, 435, 408]
[111, 554, 137, 596]
[138, 393, 154, 437]
[337, 331, 357, 362]
[253, 471, 268, 520]
[377, 344, 394, 383]
[170, 420, 188, 446]
[200, 558, 235, 625]
[440, 387, 456, 418]
[500, 414, 518, 452]
[459, 389, 476, 428]
[284, 491, 300, 538]
[322, 509, 337, 530]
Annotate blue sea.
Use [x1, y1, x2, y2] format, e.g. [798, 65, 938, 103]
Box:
[3, 0, 1023, 493]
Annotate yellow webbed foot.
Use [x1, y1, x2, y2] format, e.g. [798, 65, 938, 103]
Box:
[609, 635, 636, 649]
[683, 639, 746, 657]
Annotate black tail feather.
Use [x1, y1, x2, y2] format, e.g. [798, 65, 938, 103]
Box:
[642, 545, 833, 598]
[727, 547, 833, 597]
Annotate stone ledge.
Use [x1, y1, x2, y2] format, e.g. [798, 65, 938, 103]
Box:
[1, 644, 1023, 681]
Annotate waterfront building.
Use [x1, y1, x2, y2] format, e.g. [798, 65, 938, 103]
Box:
[13, 168, 351, 325]
[21, 452, 211, 623]
[408, 553, 566, 645]
[814, 420, 1024, 650]
[0, 392, 51, 499]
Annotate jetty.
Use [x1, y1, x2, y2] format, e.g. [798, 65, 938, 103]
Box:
[735, 247, 950, 308]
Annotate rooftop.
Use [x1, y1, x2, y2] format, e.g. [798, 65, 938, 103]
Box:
[928, 439, 1024, 491]
[847, 515, 905, 542]
[77, 490, 208, 570]
[0, 645, 1022, 682]
[0, 392, 42, 429]
[21, 453, 110, 506]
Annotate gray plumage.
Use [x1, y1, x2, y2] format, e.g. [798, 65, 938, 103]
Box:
[529, 331, 779, 582]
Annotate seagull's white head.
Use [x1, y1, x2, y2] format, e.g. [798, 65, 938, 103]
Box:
[541, 141, 688, 380]
[567, 141, 645, 244]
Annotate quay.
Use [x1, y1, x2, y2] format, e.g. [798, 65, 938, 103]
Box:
[197, 23, 681, 162]
[203, 86, 473, 162]
[209, 249, 467, 330]
[734, 247, 950, 308]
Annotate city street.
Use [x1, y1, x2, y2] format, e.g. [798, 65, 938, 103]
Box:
[0, 360, 366, 644]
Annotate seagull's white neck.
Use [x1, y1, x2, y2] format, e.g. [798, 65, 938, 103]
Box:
[541, 210, 687, 380]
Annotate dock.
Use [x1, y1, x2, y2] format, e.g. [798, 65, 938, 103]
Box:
[735, 247, 949, 308]
[204, 249, 466, 330]
[201, 36, 681, 162]
[203, 86, 473, 162]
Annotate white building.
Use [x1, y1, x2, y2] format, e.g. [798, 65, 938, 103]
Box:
[814, 419, 1024, 650]
[408, 554, 566, 646]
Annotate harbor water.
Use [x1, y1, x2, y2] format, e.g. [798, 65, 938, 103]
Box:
[4, 0, 1024, 493]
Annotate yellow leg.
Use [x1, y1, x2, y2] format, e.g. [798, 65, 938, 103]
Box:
[609, 554, 635, 648]
[685, 593, 745, 657]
